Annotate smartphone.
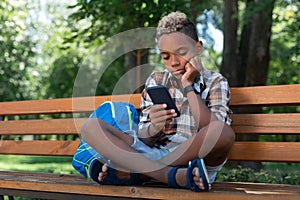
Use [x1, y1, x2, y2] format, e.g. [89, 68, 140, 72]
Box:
[146, 85, 180, 117]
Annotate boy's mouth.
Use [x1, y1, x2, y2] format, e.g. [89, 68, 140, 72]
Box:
[173, 69, 186, 75]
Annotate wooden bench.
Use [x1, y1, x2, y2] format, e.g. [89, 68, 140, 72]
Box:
[0, 84, 300, 200]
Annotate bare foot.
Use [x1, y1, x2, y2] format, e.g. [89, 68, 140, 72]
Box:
[175, 167, 206, 190]
[97, 163, 150, 183]
[98, 163, 131, 182]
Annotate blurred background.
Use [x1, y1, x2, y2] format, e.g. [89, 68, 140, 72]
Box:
[1, 0, 299, 101]
[0, 0, 299, 187]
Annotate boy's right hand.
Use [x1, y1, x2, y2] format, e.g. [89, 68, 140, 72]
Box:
[149, 104, 177, 134]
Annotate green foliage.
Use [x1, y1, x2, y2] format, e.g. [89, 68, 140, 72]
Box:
[0, 0, 299, 100]
[44, 51, 83, 98]
[67, 0, 200, 45]
[218, 165, 300, 185]
[65, 0, 225, 95]
[37, 1, 89, 99]
[268, 0, 300, 85]
[0, 1, 37, 101]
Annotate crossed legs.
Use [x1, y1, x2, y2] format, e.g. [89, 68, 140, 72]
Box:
[80, 118, 235, 188]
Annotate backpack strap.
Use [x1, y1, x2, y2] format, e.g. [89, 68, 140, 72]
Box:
[126, 105, 133, 130]
[107, 101, 116, 119]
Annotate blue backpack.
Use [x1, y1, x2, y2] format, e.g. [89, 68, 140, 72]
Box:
[72, 101, 139, 178]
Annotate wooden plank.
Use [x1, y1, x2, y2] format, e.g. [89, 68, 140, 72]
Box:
[231, 113, 300, 134]
[0, 84, 299, 116]
[0, 140, 80, 156]
[0, 140, 299, 162]
[0, 94, 141, 116]
[0, 118, 86, 135]
[229, 142, 300, 162]
[230, 84, 300, 106]
[0, 189, 130, 200]
[1, 113, 300, 135]
[0, 171, 299, 200]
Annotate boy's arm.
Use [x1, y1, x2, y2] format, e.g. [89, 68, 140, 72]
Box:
[185, 77, 231, 128]
[183, 57, 231, 128]
[185, 88, 217, 128]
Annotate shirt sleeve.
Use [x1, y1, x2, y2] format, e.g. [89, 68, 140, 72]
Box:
[207, 76, 232, 126]
[139, 74, 156, 124]
[138, 74, 156, 138]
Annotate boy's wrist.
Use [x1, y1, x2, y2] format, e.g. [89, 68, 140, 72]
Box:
[148, 124, 162, 137]
[183, 84, 195, 96]
[182, 81, 193, 88]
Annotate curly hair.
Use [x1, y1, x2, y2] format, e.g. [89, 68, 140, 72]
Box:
[156, 11, 198, 42]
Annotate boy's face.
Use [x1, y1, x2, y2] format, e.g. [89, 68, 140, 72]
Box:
[158, 32, 201, 80]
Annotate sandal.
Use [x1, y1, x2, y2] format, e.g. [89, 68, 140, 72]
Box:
[88, 157, 142, 185]
[168, 158, 211, 192]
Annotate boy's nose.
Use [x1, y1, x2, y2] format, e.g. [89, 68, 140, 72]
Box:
[170, 55, 180, 67]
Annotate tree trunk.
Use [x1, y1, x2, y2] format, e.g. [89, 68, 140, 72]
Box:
[237, 0, 253, 87]
[221, 0, 238, 86]
[221, 0, 275, 170]
[124, 50, 151, 93]
[245, 0, 275, 86]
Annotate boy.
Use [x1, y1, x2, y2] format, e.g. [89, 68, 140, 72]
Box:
[81, 11, 235, 192]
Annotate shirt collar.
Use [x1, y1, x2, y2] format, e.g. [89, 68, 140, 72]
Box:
[193, 72, 206, 94]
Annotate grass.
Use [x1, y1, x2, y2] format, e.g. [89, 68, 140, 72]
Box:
[0, 155, 78, 174]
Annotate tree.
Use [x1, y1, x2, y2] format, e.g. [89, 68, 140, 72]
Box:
[221, 0, 238, 86]
[0, 0, 37, 101]
[220, 0, 300, 169]
[268, 1, 300, 86]
[67, 0, 217, 94]
[221, 0, 275, 87]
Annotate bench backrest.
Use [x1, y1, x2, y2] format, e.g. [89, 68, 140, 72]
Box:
[0, 84, 299, 163]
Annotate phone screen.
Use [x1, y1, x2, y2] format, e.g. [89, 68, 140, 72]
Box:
[146, 85, 180, 117]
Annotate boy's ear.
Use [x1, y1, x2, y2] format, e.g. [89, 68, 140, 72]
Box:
[196, 40, 203, 53]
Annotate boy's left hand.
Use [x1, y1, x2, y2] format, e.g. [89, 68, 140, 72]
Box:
[181, 56, 202, 87]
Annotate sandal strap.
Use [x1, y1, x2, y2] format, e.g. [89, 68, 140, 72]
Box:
[187, 158, 210, 192]
[89, 158, 141, 185]
[197, 159, 210, 191]
[168, 166, 184, 188]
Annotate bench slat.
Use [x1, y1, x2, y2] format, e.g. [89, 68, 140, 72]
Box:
[0, 84, 299, 116]
[0, 94, 141, 116]
[0, 140, 79, 156]
[0, 171, 299, 200]
[229, 142, 300, 162]
[230, 84, 300, 106]
[231, 113, 300, 134]
[0, 118, 85, 135]
[2, 113, 300, 135]
[0, 140, 299, 162]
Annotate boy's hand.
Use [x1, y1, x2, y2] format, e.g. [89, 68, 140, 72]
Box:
[182, 56, 202, 87]
[149, 104, 177, 133]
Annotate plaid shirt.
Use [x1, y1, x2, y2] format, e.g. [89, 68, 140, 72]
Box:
[138, 67, 232, 150]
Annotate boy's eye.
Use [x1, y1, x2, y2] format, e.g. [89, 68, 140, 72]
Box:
[178, 51, 187, 56]
[161, 53, 170, 60]
[177, 48, 188, 56]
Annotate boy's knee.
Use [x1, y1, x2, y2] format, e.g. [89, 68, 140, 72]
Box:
[208, 120, 235, 150]
[205, 121, 235, 154]
[222, 123, 235, 147]
[203, 121, 235, 165]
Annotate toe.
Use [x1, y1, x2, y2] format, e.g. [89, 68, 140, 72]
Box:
[98, 163, 109, 182]
[102, 163, 108, 172]
[192, 167, 205, 190]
